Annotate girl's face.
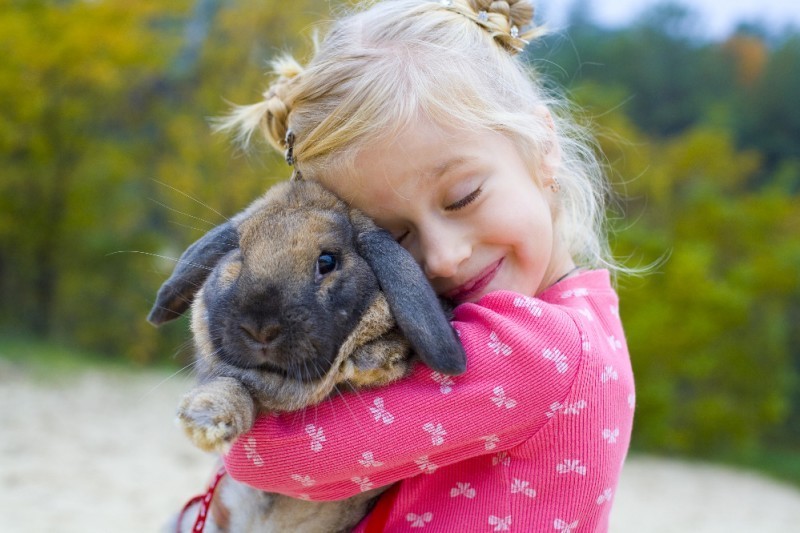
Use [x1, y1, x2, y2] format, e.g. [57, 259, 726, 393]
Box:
[318, 120, 575, 304]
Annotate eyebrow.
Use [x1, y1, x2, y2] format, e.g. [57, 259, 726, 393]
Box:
[429, 156, 478, 181]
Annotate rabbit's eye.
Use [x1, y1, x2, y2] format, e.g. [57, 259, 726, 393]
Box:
[316, 252, 338, 277]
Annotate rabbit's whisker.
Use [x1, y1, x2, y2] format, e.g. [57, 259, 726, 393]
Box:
[137, 360, 198, 402]
[151, 179, 231, 222]
[168, 220, 227, 236]
[148, 199, 224, 229]
[107, 250, 215, 273]
[331, 385, 368, 436]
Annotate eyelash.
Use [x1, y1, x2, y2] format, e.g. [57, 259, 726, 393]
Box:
[446, 187, 482, 211]
[394, 187, 482, 243]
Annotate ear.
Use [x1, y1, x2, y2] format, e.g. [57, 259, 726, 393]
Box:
[147, 222, 238, 326]
[352, 211, 467, 375]
[535, 106, 562, 187]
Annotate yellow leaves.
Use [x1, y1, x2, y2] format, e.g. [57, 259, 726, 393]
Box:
[660, 127, 761, 192]
[582, 88, 800, 454]
[722, 34, 768, 88]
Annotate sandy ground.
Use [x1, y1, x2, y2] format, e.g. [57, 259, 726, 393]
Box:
[1, 363, 799, 532]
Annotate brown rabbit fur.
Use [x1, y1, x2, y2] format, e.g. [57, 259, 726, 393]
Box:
[149, 180, 465, 532]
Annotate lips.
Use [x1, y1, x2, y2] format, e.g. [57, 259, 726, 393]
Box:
[443, 258, 503, 303]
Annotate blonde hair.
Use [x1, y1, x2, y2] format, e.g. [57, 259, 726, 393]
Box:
[216, 0, 615, 271]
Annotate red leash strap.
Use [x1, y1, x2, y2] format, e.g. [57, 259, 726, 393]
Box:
[363, 482, 401, 533]
[177, 464, 228, 533]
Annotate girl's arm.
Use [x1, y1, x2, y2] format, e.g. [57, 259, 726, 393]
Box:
[223, 291, 583, 500]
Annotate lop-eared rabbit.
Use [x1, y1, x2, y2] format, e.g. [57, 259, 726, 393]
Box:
[149, 180, 466, 532]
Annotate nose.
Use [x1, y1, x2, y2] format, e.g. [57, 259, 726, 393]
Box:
[419, 223, 470, 280]
[240, 321, 282, 345]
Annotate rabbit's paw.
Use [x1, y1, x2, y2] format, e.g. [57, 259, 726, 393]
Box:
[177, 387, 254, 454]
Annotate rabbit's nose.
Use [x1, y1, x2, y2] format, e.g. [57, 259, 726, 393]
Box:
[240, 322, 282, 345]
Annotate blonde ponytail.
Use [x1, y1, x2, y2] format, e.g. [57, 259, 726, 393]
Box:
[213, 55, 305, 153]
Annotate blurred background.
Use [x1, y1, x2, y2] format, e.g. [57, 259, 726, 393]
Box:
[1, 0, 799, 498]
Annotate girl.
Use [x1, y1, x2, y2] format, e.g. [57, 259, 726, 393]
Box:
[217, 0, 634, 530]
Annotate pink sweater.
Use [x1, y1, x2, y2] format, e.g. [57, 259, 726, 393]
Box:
[224, 270, 634, 532]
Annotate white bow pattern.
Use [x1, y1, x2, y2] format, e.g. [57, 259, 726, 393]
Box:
[556, 459, 587, 476]
[304, 425, 325, 452]
[603, 427, 620, 444]
[488, 331, 513, 356]
[489, 515, 512, 531]
[415, 455, 439, 474]
[543, 348, 569, 373]
[554, 518, 579, 532]
[480, 434, 500, 450]
[491, 386, 517, 409]
[243, 437, 264, 467]
[492, 451, 511, 467]
[351, 476, 374, 492]
[511, 478, 537, 498]
[430, 372, 454, 394]
[596, 488, 613, 505]
[607, 335, 622, 351]
[290, 474, 315, 487]
[513, 296, 543, 316]
[358, 451, 384, 467]
[369, 397, 394, 424]
[450, 482, 477, 499]
[406, 512, 433, 528]
[601, 365, 619, 383]
[422, 422, 447, 446]
[560, 288, 588, 299]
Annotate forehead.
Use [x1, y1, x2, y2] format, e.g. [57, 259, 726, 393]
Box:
[319, 123, 471, 207]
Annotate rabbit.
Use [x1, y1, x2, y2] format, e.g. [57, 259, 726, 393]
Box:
[148, 179, 466, 532]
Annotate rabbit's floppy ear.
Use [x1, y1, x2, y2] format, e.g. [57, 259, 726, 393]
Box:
[352, 211, 467, 376]
[147, 222, 238, 326]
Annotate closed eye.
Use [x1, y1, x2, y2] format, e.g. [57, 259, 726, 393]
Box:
[445, 187, 482, 211]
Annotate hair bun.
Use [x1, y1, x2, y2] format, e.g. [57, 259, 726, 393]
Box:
[452, 0, 540, 55]
[261, 56, 305, 152]
[468, 0, 534, 28]
[507, 0, 535, 29]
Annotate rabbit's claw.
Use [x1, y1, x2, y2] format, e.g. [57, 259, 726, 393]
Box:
[177, 383, 254, 454]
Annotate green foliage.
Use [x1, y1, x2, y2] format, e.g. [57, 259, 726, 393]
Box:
[536, 3, 800, 456]
[0, 0, 326, 364]
[0, 0, 798, 459]
[573, 83, 800, 454]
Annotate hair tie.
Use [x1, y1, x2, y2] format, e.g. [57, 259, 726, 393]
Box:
[284, 129, 296, 166]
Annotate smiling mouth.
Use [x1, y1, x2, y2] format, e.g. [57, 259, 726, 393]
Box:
[443, 258, 504, 303]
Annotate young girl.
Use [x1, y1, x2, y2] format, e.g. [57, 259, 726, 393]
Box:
[216, 0, 634, 530]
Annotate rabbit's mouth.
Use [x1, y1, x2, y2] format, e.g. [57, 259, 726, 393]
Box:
[254, 358, 332, 383]
[214, 333, 337, 383]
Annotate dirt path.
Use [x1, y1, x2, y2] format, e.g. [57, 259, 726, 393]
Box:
[1, 364, 798, 532]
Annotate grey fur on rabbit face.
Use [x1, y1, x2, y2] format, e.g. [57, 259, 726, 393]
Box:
[149, 179, 465, 418]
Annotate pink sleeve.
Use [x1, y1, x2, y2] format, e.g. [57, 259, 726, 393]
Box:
[223, 291, 583, 500]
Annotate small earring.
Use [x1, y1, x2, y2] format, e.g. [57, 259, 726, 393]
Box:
[549, 177, 561, 193]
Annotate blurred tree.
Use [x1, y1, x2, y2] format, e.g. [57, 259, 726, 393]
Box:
[0, 0, 178, 339]
[575, 82, 800, 452]
[736, 34, 800, 182]
[0, 0, 330, 362]
[722, 33, 768, 88]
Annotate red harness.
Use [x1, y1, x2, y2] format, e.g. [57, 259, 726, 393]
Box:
[178, 464, 398, 532]
[177, 464, 228, 532]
